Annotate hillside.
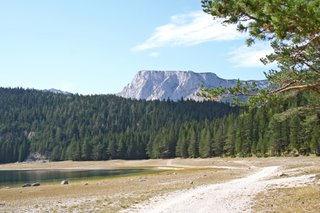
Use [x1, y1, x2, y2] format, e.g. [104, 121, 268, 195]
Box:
[0, 87, 236, 163]
[0, 88, 319, 164]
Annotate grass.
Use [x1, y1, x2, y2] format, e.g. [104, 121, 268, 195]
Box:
[253, 158, 320, 213]
[254, 185, 320, 213]
[1, 157, 320, 212]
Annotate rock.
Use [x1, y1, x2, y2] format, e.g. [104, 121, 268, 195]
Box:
[279, 173, 288, 177]
[118, 70, 268, 102]
[61, 180, 69, 185]
[25, 152, 48, 162]
[31, 182, 40, 187]
[22, 183, 31, 187]
[139, 177, 147, 182]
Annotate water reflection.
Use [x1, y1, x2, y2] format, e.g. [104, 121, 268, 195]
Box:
[0, 169, 145, 186]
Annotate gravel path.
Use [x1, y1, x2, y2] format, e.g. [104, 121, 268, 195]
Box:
[122, 166, 316, 213]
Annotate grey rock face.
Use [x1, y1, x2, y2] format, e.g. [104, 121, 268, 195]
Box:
[118, 70, 268, 101]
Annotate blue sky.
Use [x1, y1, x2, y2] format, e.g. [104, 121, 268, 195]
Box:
[0, 0, 273, 95]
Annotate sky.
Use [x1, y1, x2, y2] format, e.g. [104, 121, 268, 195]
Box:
[0, 0, 274, 95]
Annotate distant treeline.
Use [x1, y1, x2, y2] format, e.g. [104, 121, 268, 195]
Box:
[0, 88, 236, 163]
[0, 88, 319, 163]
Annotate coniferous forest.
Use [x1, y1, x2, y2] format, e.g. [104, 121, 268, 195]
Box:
[0, 87, 319, 164]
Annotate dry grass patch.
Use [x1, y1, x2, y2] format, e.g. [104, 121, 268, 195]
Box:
[253, 157, 320, 213]
[0, 163, 246, 213]
[3, 157, 319, 212]
[254, 184, 320, 213]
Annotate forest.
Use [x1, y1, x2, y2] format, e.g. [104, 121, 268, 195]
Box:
[0, 87, 236, 163]
[0, 87, 319, 164]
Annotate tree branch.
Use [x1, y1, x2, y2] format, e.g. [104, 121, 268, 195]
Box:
[270, 79, 303, 94]
[271, 83, 320, 94]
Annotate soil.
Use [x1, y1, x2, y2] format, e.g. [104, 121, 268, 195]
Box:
[0, 157, 319, 213]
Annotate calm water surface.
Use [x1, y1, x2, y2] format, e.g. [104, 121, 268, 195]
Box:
[0, 169, 145, 186]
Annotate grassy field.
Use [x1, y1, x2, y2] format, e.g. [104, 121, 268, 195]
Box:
[0, 157, 319, 212]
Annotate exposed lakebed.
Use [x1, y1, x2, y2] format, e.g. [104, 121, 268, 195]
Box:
[0, 168, 146, 186]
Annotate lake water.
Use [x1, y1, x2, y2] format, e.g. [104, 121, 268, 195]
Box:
[0, 169, 145, 186]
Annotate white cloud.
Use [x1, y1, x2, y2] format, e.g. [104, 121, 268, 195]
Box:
[132, 11, 243, 51]
[228, 44, 274, 68]
[149, 52, 160, 58]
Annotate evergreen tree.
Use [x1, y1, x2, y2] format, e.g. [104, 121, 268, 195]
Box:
[176, 127, 188, 158]
[187, 127, 198, 158]
[202, 0, 320, 104]
[224, 119, 236, 157]
[199, 128, 212, 158]
[311, 125, 320, 156]
[81, 139, 92, 160]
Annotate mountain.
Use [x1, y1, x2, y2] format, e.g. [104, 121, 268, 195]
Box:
[118, 70, 268, 101]
[43, 88, 72, 95]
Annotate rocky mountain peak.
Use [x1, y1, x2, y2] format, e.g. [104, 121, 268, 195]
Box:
[118, 70, 268, 101]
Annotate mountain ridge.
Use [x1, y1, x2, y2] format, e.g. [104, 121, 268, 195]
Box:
[118, 70, 268, 101]
[43, 88, 72, 95]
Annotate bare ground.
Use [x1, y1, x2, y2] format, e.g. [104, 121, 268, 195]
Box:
[0, 157, 319, 213]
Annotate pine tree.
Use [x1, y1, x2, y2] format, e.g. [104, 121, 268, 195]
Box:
[107, 138, 117, 159]
[176, 127, 188, 158]
[311, 125, 320, 156]
[199, 128, 212, 158]
[289, 115, 301, 155]
[224, 120, 236, 157]
[202, 0, 320, 104]
[187, 127, 198, 158]
[81, 139, 92, 160]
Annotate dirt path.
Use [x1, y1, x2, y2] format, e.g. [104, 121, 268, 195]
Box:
[165, 159, 249, 170]
[122, 166, 316, 213]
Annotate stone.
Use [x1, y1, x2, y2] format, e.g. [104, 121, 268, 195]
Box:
[61, 180, 69, 185]
[22, 183, 31, 187]
[279, 173, 288, 177]
[31, 182, 40, 187]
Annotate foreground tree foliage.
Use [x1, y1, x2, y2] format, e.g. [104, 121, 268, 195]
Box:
[0, 88, 319, 163]
[201, 0, 320, 106]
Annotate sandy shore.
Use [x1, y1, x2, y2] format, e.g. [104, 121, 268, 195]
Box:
[0, 157, 319, 212]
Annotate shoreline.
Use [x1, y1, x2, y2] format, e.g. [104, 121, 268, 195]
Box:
[0, 157, 319, 212]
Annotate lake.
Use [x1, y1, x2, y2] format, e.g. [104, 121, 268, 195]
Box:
[0, 168, 145, 186]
